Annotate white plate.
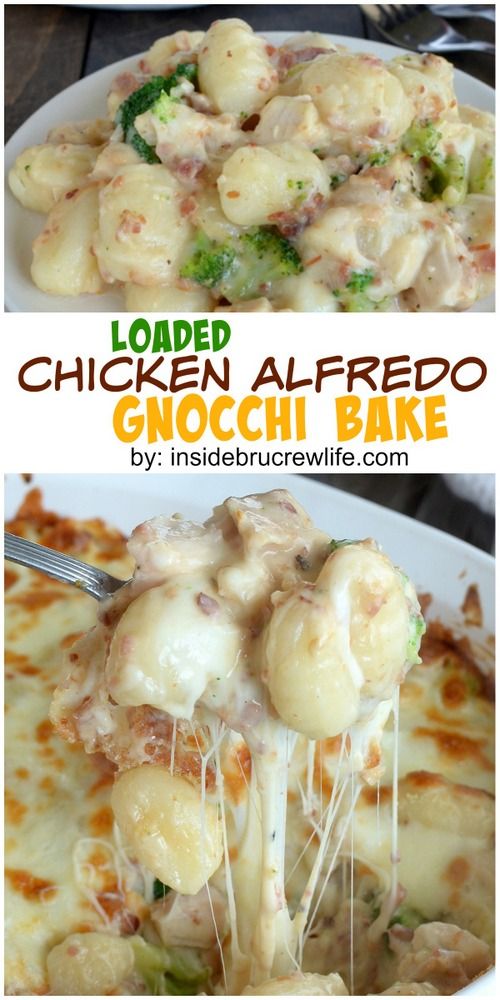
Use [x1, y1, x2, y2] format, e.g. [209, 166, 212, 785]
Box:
[4, 472, 495, 995]
[4, 33, 495, 313]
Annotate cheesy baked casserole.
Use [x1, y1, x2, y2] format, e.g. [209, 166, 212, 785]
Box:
[4, 488, 494, 995]
[8, 19, 495, 312]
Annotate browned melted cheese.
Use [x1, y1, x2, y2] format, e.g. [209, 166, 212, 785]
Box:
[4, 489, 142, 995]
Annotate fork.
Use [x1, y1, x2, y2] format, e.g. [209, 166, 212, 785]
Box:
[362, 5, 495, 53]
[431, 5, 496, 23]
[4, 531, 128, 601]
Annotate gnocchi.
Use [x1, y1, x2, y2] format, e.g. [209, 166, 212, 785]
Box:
[111, 766, 223, 894]
[47, 932, 134, 996]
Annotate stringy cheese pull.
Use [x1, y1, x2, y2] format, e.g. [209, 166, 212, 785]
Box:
[46, 932, 134, 996]
[105, 579, 242, 718]
[111, 766, 223, 894]
[264, 541, 421, 739]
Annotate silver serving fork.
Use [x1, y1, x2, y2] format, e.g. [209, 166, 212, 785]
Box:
[361, 4, 495, 53]
[4, 531, 128, 601]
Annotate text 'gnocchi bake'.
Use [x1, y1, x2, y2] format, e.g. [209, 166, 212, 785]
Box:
[8, 19, 495, 311]
[5, 488, 494, 995]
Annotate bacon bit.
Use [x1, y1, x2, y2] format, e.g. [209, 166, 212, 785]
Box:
[422, 219, 437, 231]
[278, 46, 330, 74]
[391, 925, 414, 941]
[360, 53, 383, 67]
[241, 113, 260, 132]
[258, 76, 275, 92]
[5, 868, 57, 901]
[226, 190, 241, 199]
[470, 243, 491, 252]
[418, 84, 426, 94]
[138, 58, 150, 73]
[174, 157, 205, 183]
[112, 72, 141, 99]
[305, 255, 322, 267]
[266, 44, 276, 56]
[116, 210, 147, 240]
[269, 192, 325, 239]
[196, 592, 220, 615]
[474, 248, 495, 273]
[180, 196, 197, 217]
[461, 583, 483, 628]
[36, 720, 53, 743]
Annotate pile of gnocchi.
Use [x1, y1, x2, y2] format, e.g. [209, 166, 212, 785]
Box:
[8, 18, 495, 311]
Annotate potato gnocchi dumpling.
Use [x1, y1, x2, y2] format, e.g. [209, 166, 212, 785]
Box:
[7, 18, 495, 310]
[111, 766, 223, 894]
[93, 163, 192, 285]
[31, 184, 104, 296]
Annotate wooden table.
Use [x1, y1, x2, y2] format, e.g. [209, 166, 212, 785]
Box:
[5, 3, 495, 140]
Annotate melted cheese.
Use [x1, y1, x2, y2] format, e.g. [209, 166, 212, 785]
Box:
[4, 492, 140, 993]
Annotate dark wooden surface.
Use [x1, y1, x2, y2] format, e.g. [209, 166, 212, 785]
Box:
[5, 3, 495, 140]
[309, 473, 495, 552]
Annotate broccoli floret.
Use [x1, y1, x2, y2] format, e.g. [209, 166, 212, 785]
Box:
[116, 64, 197, 163]
[368, 149, 392, 167]
[332, 268, 391, 311]
[427, 153, 467, 205]
[333, 270, 391, 312]
[330, 539, 360, 551]
[470, 154, 494, 195]
[402, 122, 467, 205]
[330, 172, 348, 190]
[152, 90, 179, 124]
[180, 226, 302, 302]
[407, 612, 425, 665]
[389, 905, 425, 930]
[153, 878, 171, 900]
[402, 121, 441, 161]
[130, 937, 210, 996]
[180, 232, 237, 289]
[345, 269, 375, 293]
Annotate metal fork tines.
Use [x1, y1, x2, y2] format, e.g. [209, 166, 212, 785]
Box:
[4, 531, 127, 601]
[431, 6, 496, 23]
[362, 5, 495, 53]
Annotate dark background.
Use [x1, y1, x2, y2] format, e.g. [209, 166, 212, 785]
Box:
[4, 3, 495, 140]
[310, 474, 495, 552]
